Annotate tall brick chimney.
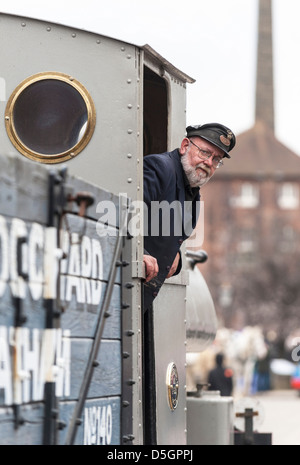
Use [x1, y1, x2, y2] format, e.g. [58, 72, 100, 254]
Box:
[255, 0, 274, 132]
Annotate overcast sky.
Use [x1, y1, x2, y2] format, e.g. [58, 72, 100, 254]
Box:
[2, 0, 300, 155]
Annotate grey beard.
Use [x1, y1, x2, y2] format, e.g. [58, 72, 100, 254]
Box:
[181, 152, 210, 188]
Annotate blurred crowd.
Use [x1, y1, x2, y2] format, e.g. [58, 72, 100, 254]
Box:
[186, 325, 300, 397]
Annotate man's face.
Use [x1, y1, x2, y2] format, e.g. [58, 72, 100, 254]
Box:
[179, 137, 224, 187]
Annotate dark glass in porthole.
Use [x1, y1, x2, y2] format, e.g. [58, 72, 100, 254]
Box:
[13, 79, 88, 155]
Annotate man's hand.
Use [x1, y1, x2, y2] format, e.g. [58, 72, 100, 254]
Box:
[166, 252, 180, 279]
[143, 254, 159, 282]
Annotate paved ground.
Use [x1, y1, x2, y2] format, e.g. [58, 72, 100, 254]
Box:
[247, 390, 300, 445]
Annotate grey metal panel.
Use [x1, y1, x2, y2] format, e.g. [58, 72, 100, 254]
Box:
[0, 13, 143, 201]
[153, 283, 187, 445]
[187, 392, 234, 445]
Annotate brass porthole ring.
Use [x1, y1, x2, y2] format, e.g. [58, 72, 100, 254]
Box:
[5, 71, 96, 164]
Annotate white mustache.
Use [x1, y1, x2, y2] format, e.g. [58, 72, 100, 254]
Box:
[196, 164, 211, 176]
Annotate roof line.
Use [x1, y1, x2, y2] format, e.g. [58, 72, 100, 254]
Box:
[143, 44, 195, 84]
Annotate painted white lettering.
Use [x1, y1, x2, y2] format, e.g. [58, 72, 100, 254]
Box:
[24, 328, 40, 402]
[106, 405, 112, 445]
[54, 329, 71, 397]
[65, 276, 83, 303]
[81, 236, 92, 277]
[0, 326, 71, 406]
[0, 216, 104, 306]
[0, 326, 12, 405]
[68, 233, 81, 276]
[84, 405, 113, 445]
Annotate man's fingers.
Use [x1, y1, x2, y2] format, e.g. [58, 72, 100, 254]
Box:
[143, 255, 159, 282]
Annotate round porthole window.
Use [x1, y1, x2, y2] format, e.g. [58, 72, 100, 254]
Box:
[5, 72, 96, 164]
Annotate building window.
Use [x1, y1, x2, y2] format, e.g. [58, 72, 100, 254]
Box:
[237, 228, 256, 254]
[279, 225, 297, 253]
[230, 183, 259, 208]
[278, 183, 299, 210]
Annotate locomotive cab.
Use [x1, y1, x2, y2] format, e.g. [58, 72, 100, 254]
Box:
[0, 12, 218, 445]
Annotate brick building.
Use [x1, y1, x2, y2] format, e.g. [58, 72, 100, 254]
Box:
[199, 0, 300, 338]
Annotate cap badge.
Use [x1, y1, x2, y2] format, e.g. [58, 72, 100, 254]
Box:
[220, 130, 233, 147]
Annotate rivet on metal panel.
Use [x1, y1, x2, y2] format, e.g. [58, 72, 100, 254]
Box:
[127, 178, 132, 183]
[127, 129, 133, 134]
[58, 421, 67, 430]
[127, 55, 131, 59]
[127, 153, 132, 158]
[96, 39, 101, 44]
[127, 79, 132, 84]
[5, 116, 9, 121]
[72, 33, 76, 38]
[127, 379, 136, 385]
[21, 22, 26, 27]
[127, 104, 132, 109]
[46, 27, 51, 32]
[122, 435, 133, 442]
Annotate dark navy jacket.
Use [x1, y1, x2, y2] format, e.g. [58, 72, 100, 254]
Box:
[143, 149, 200, 310]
